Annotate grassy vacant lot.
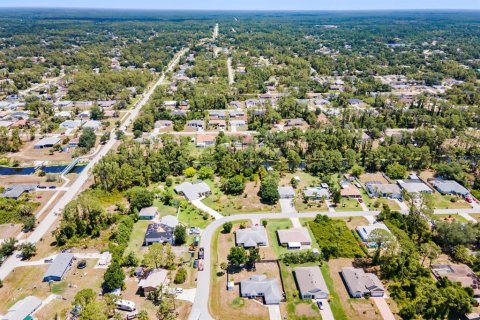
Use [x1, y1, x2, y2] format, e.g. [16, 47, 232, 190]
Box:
[279, 171, 319, 190]
[0, 197, 40, 224]
[203, 181, 280, 215]
[296, 200, 329, 212]
[178, 202, 212, 229]
[308, 217, 365, 258]
[124, 219, 150, 259]
[432, 214, 469, 223]
[336, 198, 363, 211]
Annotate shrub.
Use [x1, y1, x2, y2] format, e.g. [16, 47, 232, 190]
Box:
[174, 267, 187, 284]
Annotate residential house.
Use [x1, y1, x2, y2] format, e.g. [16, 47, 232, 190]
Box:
[138, 269, 169, 295]
[1, 184, 37, 199]
[155, 120, 173, 128]
[278, 186, 295, 199]
[341, 267, 385, 298]
[1, 296, 42, 320]
[430, 179, 470, 197]
[235, 226, 268, 248]
[294, 267, 329, 300]
[356, 223, 392, 248]
[196, 134, 216, 148]
[139, 207, 158, 220]
[303, 186, 329, 201]
[277, 228, 312, 249]
[187, 120, 205, 130]
[365, 183, 402, 200]
[240, 275, 282, 305]
[43, 253, 74, 282]
[230, 119, 246, 127]
[431, 264, 480, 297]
[144, 223, 174, 245]
[284, 118, 307, 127]
[397, 177, 432, 195]
[60, 120, 84, 129]
[174, 181, 211, 201]
[34, 136, 61, 149]
[208, 119, 226, 130]
[83, 120, 102, 131]
[340, 183, 362, 199]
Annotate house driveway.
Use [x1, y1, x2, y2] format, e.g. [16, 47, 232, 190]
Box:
[290, 217, 302, 228]
[267, 305, 281, 320]
[191, 199, 223, 220]
[176, 288, 197, 303]
[279, 198, 297, 214]
[318, 300, 335, 320]
[372, 297, 395, 320]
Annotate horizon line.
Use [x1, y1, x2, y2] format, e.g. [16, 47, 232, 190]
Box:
[0, 7, 479, 12]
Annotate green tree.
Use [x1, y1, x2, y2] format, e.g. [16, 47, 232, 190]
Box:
[80, 301, 108, 320]
[90, 105, 104, 120]
[174, 225, 187, 245]
[198, 166, 215, 180]
[223, 222, 233, 233]
[332, 190, 341, 205]
[19, 242, 36, 260]
[385, 163, 407, 179]
[74, 289, 96, 308]
[174, 267, 187, 284]
[127, 187, 154, 212]
[183, 167, 197, 177]
[122, 252, 139, 267]
[260, 174, 279, 204]
[102, 263, 125, 292]
[143, 243, 165, 269]
[78, 128, 97, 151]
[227, 246, 247, 267]
[222, 175, 245, 195]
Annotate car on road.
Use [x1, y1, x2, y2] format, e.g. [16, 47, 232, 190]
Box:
[77, 260, 87, 269]
[49, 186, 56, 189]
[198, 247, 204, 259]
[198, 259, 204, 271]
[316, 300, 324, 310]
[44, 258, 54, 263]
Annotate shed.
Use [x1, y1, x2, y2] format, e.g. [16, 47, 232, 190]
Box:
[138, 207, 158, 220]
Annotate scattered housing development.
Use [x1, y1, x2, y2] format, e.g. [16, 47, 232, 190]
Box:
[294, 266, 329, 300]
[240, 275, 283, 305]
[235, 226, 268, 248]
[341, 267, 385, 298]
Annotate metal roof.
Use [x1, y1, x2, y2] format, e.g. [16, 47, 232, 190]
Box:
[43, 253, 74, 280]
[2, 296, 42, 320]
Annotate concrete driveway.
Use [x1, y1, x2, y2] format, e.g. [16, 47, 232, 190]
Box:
[318, 300, 335, 320]
[267, 305, 281, 320]
[372, 297, 395, 320]
[176, 288, 197, 303]
[191, 199, 223, 220]
[279, 198, 297, 214]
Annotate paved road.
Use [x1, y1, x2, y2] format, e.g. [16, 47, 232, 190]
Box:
[187, 210, 381, 320]
[227, 57, 234, 85]
[0, 48, 189, 281]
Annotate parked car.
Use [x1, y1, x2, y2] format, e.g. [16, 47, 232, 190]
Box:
[175, 288, 183, 294]
[49, 186, 56, 189]
[77, 260, 87, 269]
[198, 260, 204, 271]
[198, 247, 204, 259]
[193, 259, 199, 269]
[316, 300, 324, 310]
[44, 258, 54, 263]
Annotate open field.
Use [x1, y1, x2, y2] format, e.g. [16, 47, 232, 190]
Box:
[124, 219, 151, 258]
[335, 198, 363, 211]
[428, 193, 472, 209]
[203, 180, 280, 215]
[359, 173, 390, 184]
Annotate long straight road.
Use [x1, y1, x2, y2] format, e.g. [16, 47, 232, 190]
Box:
[0, 47, 189, 281]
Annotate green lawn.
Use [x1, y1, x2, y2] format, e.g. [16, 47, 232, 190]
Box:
[124, 220, 150, 258]
[321, 264, 349, 320]
[335, 198, 363, 212]
[308, 217, 365, 258]
[432, 214, 469, 223]
[153, 199, 178, 217]
[178, 204, 212, 229]
[428, 193, 472, 209]
[263, 219, 293, 257]
[296, 200, 328, 212]
[359, 189, 400, 211]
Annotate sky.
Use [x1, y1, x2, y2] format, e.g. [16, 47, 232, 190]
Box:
[1, 0, 480, 11]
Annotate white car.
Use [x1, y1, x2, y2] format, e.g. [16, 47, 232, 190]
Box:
[175, 288, 183, 294]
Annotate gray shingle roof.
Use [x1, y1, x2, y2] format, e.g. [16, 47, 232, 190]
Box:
[431, 180, 469, 196]
[240, 275, 282, 304]
[278, 186, 295, 198]
[294, 267, 329, 298]
[1, 184, 37, 199]
[341, 267, 384, 297]
[174, 181, 211, 201]
[236, 227, 268, 248]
